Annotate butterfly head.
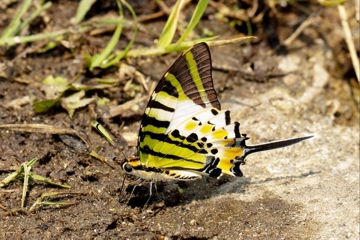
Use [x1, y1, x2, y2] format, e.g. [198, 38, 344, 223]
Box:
[121, 157, 155, 179]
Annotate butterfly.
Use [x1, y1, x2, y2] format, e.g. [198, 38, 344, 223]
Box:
[121, 42, 312, 182]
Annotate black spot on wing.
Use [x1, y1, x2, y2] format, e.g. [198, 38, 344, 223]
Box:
[186, 133, 198, 143]
[211, 109, 219, 115]
[211, 149, 218, 155]
[203, 157, 222, 178]
[234, 121, 241, 138]
[208, 168, 222, 178]
[199, 149, 208, 154]
[225, 110, 231, 125]
[170, 129, 184, 140]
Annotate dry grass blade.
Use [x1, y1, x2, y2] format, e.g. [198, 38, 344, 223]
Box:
[206, 36, 256, 47]
[104, 95, 149, 118]
[337, 4, 359, 82]
[29, 173, 71, 189]
[0, 158, 38, 188]
[0, 203, 9, 212]
[21, 162, 31, 208]
[283, 14, 320, 47]
[28, 191, 83, 212]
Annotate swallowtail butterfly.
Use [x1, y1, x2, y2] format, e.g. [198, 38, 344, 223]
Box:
[122, 43, 312, 181]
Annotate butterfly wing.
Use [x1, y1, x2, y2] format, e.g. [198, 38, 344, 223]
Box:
[138, 43, 221, 171]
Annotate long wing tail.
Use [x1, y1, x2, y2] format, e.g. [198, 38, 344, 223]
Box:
[244, 135, 313, 157]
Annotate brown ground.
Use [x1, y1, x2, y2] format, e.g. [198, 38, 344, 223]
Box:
[0, 1, 359, 239]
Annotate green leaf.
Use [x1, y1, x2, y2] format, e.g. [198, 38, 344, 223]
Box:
[60, 90, 95, 118]
[100, 0, 138, 68]
[89, 1, 124, 70]
[41, 75, 70, 99]
[96, 97, 110, 105]
[157, 0, 185, 48]
[74, 0, 98, 24]
[177, 0, 209, 44]
[33, 99, 59, 113]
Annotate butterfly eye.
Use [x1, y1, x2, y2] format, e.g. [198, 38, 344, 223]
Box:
[123, 163, 133, 173]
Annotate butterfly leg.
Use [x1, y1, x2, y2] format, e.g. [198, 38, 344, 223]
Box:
[126, 185, 137, 205]
[125, 177, 147, 205]
[143, 180, 154, 208]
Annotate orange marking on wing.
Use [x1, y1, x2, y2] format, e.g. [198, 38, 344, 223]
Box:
[223, 147, 243, 160]
[217, 157, 233, 174]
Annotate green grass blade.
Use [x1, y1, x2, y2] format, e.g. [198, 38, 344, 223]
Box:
[0, 157, 38, 188]
[1, 0, 32, 39]
[114, 36, 217, 58]
[0, 27, 90, 47]
[101, 0, 138, 68]
[30, 173, 71, 189]
[91, 120, 116, 147]
[89, 0, 124, 70]
[156, 0, 185, 48]
[75, 0, 98, 24]
[177, 0, 209, 44]
[28, 192, 74, 212]
[19, 1, 52, 32]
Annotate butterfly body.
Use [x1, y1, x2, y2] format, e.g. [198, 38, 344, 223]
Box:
[122, 43, 312, 181]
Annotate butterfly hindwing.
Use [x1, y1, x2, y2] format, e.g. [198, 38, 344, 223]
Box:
[166, 107, 247, 177]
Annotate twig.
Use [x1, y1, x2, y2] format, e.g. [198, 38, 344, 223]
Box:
[0, 203, 9, 211]
[338, 4, 360, 82]
[137, 11, 166, 22]
[283, 14, 320, 47]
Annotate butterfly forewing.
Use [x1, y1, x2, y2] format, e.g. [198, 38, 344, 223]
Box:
[139, 43, 221, 170]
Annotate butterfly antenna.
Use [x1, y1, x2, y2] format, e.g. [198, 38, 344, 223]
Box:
[244, 135, 313, 158]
